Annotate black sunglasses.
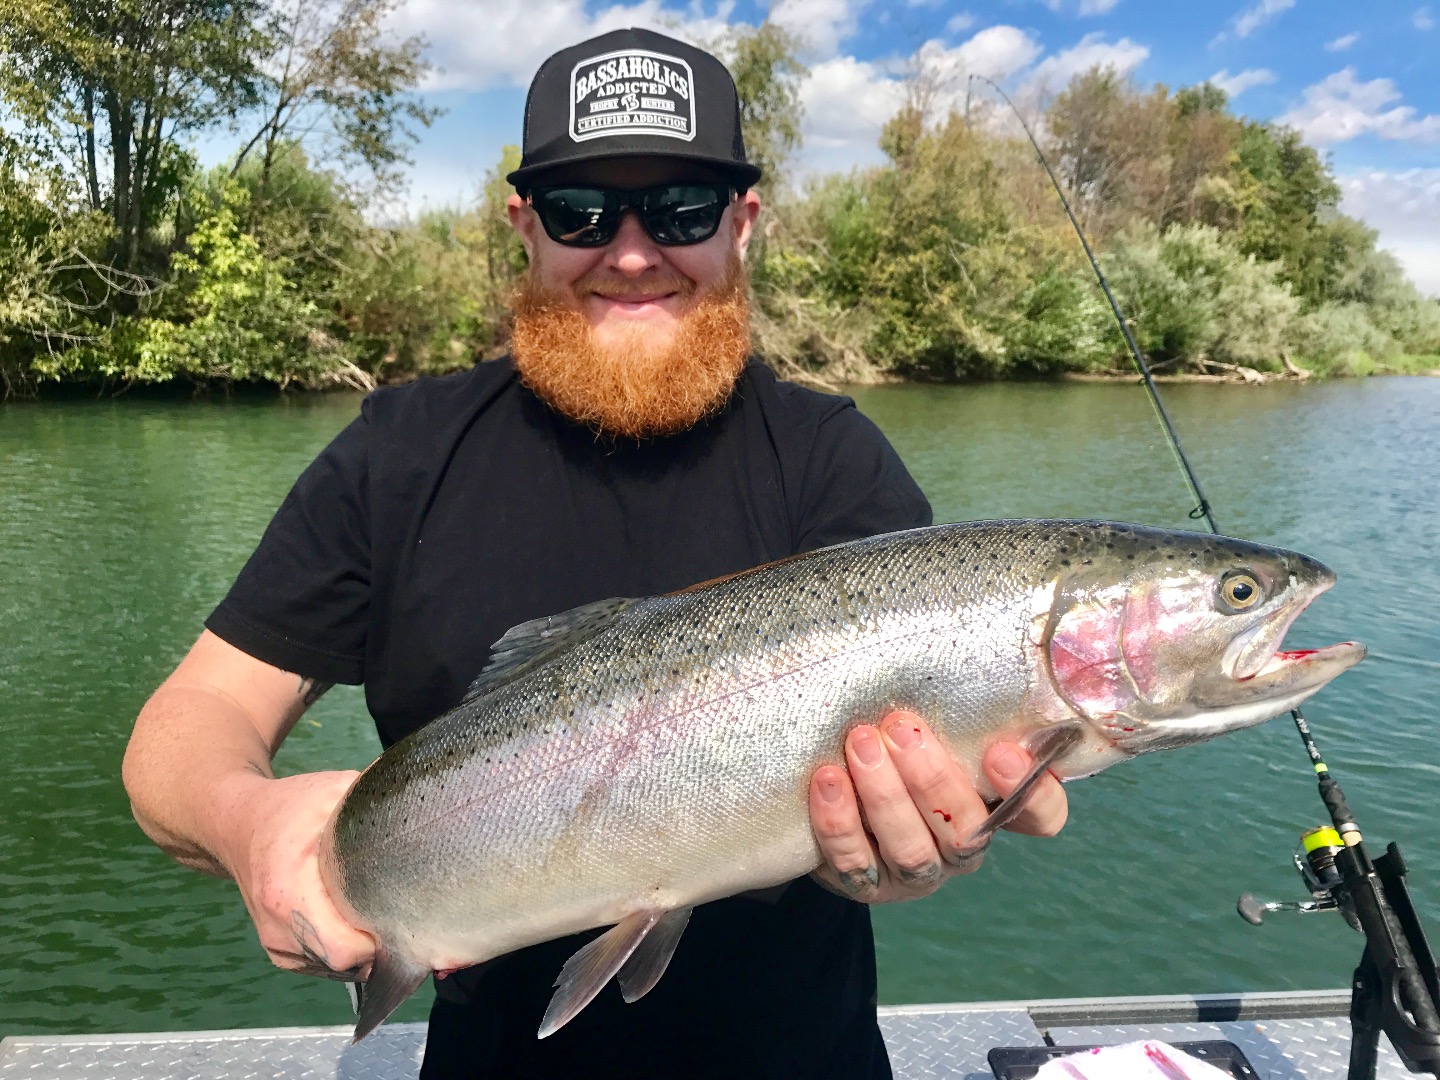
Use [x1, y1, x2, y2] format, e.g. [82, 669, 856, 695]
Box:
[527, 184, 734, 248]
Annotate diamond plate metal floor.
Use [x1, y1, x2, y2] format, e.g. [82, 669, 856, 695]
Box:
[0, 994, 1398, 1079]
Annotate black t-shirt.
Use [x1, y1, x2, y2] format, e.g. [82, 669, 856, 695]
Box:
[207, 357, 932, 1079]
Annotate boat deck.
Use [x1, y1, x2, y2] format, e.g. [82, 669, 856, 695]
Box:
[0, 990, 1411, 1078]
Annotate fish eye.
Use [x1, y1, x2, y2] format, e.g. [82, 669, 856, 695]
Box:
[1218, 570, 1263, 613]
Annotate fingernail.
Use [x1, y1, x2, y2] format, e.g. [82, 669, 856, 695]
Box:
[991, 745, 1027, 781]
[818, 778, 844, 804]
[852, 728, 883, 766]
[885, 719, 922, 750]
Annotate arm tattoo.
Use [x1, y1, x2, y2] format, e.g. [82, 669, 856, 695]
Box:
[289, 909, 364, 982]
[297, 676, 334, 707]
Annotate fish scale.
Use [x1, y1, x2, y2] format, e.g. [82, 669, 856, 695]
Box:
[318, 519, 1364, 1041]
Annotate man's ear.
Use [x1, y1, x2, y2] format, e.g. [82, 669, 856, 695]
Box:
[507, 193, 538, 260]
[732, 190, 762, 261]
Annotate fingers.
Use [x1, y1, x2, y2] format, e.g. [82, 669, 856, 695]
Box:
[808, 716, 1071, 906]
[875, 713, 991, 873]
[809, 765, 881, 902]
[982, 742, 1068, 838]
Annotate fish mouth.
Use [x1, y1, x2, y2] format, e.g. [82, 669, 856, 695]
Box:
[1229, 640, 1368, 684]
[1220, 574, 1361, 686]
[1211, 575, 1365, 705]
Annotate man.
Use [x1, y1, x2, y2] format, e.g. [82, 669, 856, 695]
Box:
[122, 27, 1066, 1079]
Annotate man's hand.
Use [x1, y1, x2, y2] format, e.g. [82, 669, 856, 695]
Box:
[809, 711, 1067, 903]
[221, 770, 377, 981]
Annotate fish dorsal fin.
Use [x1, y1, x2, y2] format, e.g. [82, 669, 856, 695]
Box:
[463, 597, 640, 703]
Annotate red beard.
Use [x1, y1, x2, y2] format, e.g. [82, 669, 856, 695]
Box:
[510, 255, 750, 439]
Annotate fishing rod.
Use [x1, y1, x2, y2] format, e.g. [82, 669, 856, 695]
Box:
[967, 72, 1440, 1080]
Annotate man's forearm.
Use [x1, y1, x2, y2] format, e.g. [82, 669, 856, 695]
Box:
[122, 683, 283, 878]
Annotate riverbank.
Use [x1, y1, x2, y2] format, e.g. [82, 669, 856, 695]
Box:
[7, 352, 1438, 401]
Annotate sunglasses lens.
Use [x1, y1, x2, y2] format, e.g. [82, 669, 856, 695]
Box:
[641, 185, 727, 244]
[535, 188, 620, 246]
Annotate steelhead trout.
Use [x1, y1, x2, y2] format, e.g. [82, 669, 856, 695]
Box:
[319, 520, 1364, 1040]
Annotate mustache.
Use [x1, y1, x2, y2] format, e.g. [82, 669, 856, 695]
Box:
[576, 273, 696, 300]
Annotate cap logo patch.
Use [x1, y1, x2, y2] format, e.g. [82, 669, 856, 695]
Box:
[569, 49, 696, 143]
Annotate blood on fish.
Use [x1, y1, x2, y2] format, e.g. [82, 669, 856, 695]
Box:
[932, 809, 952, 822]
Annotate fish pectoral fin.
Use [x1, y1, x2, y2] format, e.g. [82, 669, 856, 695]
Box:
[538, 908, 665, 1039]
[963, 721, 1084, 847]
[352, 943, 429, 1043]
[616, 906, 692, 1004]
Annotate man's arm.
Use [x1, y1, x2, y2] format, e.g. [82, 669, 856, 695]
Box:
[123, 629, 376, 979]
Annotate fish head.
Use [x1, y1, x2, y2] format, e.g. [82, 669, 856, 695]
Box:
[1041, 524, 1365, 757]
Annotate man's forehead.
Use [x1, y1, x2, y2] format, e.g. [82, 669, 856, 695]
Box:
[521, 156, 729, 190]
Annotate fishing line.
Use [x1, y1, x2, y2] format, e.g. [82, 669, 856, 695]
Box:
[967, 74, 1440, 1076]
[964, 72, 1343, 830]
[964, 75, 1217, 533]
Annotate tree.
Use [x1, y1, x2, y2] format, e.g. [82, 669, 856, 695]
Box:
[0, 0, 272, 272]
[1228, 122, 1342, 305]
[230, 0, 438, 207]
[712, 22, 806, 190]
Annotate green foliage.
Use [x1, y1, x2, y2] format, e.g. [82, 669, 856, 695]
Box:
[333, 145, 523, 378]
[33, 183, 353, 386]
[713, 22, 806, 190]
[2, 19, 1435, 392]
[231, 0, 439, 201]
[1228, 123, 1343, 305]
[0, 0, 272, 270]
[1102, 224, 1302, 368]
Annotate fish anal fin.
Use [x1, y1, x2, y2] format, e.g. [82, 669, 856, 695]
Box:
[464, 597, 641, 703]
[963, 722, 1085, 847]
[537, 909, 668, 1039]
[616, 906, 692, 1003]
[352, 942, 429, 1043]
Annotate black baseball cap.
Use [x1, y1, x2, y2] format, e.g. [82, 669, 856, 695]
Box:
[507, 28, 762, 192]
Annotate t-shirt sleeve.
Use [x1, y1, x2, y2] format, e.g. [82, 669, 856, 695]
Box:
[204, 408, 371, 685]
[795, 400, 933, 552]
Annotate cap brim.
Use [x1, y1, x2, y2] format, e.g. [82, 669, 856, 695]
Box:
[508, 148, 762, 190]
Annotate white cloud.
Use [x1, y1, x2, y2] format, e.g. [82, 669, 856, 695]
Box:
[1022, 31, 1148, 96]
[1209, 67, 1277, 98]
[770, 0, 867, 58]
[922, 26, 1045, 83]
[1279, 68, 1440, 144]
[793, 25, 1044, 175]
[1233, 0, 1295, 37]
[1040, 0, 1120, 12]
[906, 0, 943, 8]
[1325, 32, 1359, 51]
[1415, 6, 1436, 29]
[799, 55, 908, 146]
[946, 11, 977, 33]
[1339, 169, 1440, 296]
[390, 0, 737, 92]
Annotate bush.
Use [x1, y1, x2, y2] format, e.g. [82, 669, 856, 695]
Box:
[34, 183, 363, 387]
[1102, 224, 1301, 369]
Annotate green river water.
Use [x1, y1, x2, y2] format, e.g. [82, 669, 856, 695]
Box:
[1, 376, 1437, 1037]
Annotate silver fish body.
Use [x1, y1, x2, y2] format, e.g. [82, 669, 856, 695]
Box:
[319, 520, 1363, 1039]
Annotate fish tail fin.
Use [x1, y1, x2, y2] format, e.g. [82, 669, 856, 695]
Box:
[352, 941, 429, 1043]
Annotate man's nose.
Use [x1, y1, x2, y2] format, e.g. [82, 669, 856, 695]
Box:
[605, 210, 663, 275]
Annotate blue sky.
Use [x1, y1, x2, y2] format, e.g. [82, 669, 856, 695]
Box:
[267, 0, 1440, 292]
